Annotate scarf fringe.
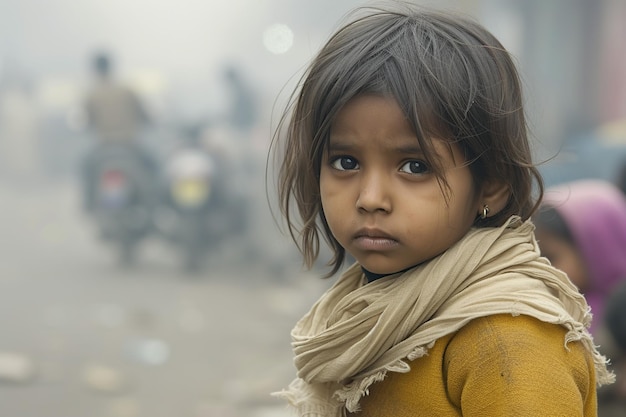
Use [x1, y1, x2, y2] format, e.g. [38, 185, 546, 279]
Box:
[561, 306, 615, 386]
[272, 379, 343, 416]
[563, 327, 616, 385]
[337, 371, 387, 413]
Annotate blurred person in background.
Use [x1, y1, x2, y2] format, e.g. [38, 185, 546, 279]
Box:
[84, 51, 148, 145]
[534, 180, 626, 334]
[533, 180, 626, 415]
[81, 50, 156, 211]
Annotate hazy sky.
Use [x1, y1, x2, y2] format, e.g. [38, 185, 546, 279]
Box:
[0, 0, 384, 117]
[0, 0, 480, 85]
[0, 1, 366, 82]
[0, 0, 512, 125]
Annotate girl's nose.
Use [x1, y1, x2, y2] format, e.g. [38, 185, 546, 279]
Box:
[356, 173, 392, 213]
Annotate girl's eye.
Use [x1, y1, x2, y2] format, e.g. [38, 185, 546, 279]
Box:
[330, 156, 359, 171]
[400, 160, 429, 174]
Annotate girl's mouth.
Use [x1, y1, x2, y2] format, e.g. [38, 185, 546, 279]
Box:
[353, 236, 399, 251]
[352, 228, 398, 251]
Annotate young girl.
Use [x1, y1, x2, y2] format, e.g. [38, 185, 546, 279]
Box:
[271, 4, 613, 416]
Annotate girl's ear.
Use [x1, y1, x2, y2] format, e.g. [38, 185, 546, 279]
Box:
[477, 180, 510, 218]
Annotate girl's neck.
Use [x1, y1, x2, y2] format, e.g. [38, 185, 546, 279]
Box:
[361, 265, 417, 283]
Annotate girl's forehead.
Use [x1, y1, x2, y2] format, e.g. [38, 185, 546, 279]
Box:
[329, 96, 414, 142]
[330, 93, 442, 134]
[328, 95, 451, 148]
[330, 95, 413, 133]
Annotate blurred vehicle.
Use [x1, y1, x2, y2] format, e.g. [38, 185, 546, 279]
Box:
[539, 119, 626, 188]
[154, 130, 248, 272]
[85, 144, 158, 265]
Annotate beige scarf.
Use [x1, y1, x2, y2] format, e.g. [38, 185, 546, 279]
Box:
[274, 216, 614, 416]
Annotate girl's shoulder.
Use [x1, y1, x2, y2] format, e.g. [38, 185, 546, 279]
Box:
[444, 314, 593, 375]
[443, 313, 597, 416]
[357, 315, 597, 416]
[449, 313, 574, 350]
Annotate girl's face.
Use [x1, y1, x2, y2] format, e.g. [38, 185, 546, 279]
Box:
[320, 95, 482, 274]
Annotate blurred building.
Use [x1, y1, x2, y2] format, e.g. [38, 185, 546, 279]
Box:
[474, 0, 625, 154]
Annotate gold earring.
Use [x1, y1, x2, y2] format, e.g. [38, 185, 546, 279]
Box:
[481, 205, 490, 219]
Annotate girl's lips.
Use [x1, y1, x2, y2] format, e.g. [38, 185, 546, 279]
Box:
[353, 236, 399, 251]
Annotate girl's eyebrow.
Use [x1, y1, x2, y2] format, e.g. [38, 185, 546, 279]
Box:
[326, 140, 353, 152]
[327, 138, 425, 155]
[392, 144, 424, 155]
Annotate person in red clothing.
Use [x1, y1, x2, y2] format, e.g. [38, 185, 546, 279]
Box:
[270, 3, 613, 416]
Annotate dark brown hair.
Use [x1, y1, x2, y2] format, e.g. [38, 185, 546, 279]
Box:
[271, 3, 544, 275]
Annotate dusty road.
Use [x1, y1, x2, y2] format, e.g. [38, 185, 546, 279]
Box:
[0, 179, 329, 417]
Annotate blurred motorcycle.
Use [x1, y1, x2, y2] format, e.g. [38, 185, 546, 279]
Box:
[83, 144, 157, 265]
[154, 130, 249, 273]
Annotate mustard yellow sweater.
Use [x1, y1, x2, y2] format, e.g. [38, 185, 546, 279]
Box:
[352, 314, 597, 416]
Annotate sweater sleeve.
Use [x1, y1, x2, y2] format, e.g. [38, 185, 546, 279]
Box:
[443, 314, 597, 417]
